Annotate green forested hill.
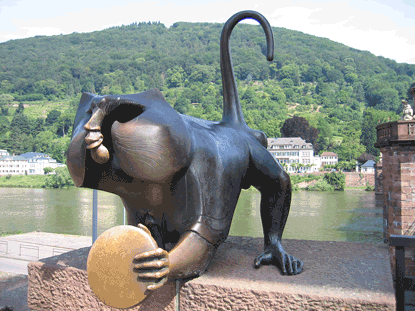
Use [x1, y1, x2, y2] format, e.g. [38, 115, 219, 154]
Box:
[0, 21, 412, 162]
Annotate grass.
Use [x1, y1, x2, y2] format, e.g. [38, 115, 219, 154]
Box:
[0, 230, 23, 237]
[4, 100, 71, 122]
[23, 101, 69, 119]
[0, 174, 47, 188]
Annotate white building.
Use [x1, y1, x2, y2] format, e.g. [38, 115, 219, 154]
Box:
[0, 155, 29, 175]
[0, 150, 9, 156]
[0, 151, 65, 175]
[320, 152, 339, 166]
[361, 160, 375, 173]
[20, 152, 66, 175]
[267, 137, 321, 173]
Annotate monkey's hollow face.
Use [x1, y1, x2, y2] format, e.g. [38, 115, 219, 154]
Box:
[67, 94, 192, 189]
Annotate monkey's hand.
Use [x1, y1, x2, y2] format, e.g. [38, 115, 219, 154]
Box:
[254, 238, 303, 276]
[133, 224, 170, 291]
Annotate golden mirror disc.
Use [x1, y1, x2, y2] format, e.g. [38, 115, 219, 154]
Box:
[87, 225, 158, 309]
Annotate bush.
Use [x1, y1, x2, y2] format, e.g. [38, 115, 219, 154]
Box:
[323, 171, 345, 191]
[307, 179, 334, 191]
[43, 167, 74, 188]
[290, 173, 322, 185]
[365, 182, 375, 191]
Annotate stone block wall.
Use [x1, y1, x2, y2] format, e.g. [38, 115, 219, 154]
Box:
[344, 172, 375, 188]
[27, 237, 395, 311]
[381, 145, 415, 240]
[377, 143, 415, 277]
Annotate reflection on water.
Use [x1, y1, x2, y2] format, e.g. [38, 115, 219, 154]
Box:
[229, 189, 383, 244]
[0, 188, 383, 244]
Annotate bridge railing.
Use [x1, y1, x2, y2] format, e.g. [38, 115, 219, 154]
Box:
[389, 234, 415, 310]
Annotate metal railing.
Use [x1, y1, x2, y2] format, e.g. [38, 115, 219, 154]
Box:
[0, 240, 8, 254]
[52, 247, 75, 256]
[390, 234, 415, 310]
[19, 243, 40, 259]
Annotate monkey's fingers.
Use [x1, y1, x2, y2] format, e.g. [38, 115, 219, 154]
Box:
[136, 267, 169, 280]
[134, 258, 169, 271]
[147, 277, 168, 291]
[134, 248, 168, 262]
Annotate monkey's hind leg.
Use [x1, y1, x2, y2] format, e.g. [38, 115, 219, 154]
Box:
[250, 148, 303, 275]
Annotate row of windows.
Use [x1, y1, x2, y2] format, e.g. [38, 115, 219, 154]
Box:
[1, 170, 26, 173]
[0, 164, 27, 168]
[274, 152, 300, 157]
[277, 159, 299, 164]
[270, 145, 309, 149]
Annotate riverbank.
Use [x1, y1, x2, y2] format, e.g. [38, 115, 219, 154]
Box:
[0, 167, 74, 188]
[0, 175, 46, 188]
[0, 171, 375, 191]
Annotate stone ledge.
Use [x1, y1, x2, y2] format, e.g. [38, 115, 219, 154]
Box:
[27, 237, 395, 310]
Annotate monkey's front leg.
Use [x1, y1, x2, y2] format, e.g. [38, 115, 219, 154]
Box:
[134, 228, 215, 291]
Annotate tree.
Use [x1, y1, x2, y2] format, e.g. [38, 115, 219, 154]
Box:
[15, 103, 25, 114]
[7, 131, 33, 155]
[43, 167, 54, 175]
[56, 112, 74, 137]
[357, 152, 376, 164]
[280, 116, 319, 150]
[10, 113, 31, 136]
[360, 107, 398, 156]
[335, 161, 355, 172]
[45, 109, 61, 127]
[0, 116, 10, 134]
[32, 117, 45, 137]
[166, 66, 185, 88]
[0, 94, 14, 110]
[333, 136, 365, 162]
[33, 130, 56, 154]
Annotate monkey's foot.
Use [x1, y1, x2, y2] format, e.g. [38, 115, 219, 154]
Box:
[254, 242, 303, 275]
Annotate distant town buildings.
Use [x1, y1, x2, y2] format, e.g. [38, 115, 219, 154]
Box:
[0, 151, 65, 175]
[267, 137, 338, 173]
[0, 149, 10, 157]
[361, 160, 375, 173]
[320, 152, 339, 166]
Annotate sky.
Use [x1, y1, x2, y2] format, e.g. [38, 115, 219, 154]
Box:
[1, 0, 415, 64]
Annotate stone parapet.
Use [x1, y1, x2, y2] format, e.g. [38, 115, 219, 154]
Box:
[27, 237, 395, 310]
[375, 120, 415, 147]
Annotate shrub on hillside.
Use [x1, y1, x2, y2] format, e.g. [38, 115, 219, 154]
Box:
[323, 171, 345, 191]
[307, 179, 334, 191]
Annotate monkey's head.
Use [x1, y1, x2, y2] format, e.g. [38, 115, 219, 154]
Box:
[66, 89, 193, 190]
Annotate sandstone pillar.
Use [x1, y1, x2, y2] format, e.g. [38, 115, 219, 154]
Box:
[375, 118, 415, 275]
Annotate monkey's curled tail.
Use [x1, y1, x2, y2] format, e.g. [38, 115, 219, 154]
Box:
[220, 11, 274, 146]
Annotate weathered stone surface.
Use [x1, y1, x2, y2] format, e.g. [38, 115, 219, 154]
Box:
[181, 237, 395, 311]
[27, 247, 176, 311]
[27, 238, 394, 310]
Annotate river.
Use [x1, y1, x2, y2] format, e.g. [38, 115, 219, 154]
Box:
[0, 188, 383, 244]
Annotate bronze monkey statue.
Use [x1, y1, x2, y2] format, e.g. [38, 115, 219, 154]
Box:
[67, 10, 303, 291]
